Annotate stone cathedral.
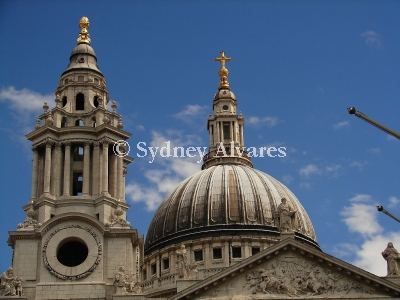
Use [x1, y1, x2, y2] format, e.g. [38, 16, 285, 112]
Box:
[2, 17, 400, 300]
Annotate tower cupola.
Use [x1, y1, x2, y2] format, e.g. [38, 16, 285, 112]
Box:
[202, 51, 253, 169]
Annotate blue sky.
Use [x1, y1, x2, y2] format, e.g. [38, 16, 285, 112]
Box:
[1, 1, 400, 276]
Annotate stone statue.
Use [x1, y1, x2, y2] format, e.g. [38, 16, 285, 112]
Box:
[0, 267, 22, 296]
[382, 242, 400, 275]
[176, 244, 189, 278]
[113, 266, 142, 295]
[113, 266, 128, 294]
[276, 198, 296, 232]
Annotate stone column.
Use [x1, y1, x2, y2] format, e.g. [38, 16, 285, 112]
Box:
[215, 122, 220, 146]
[156, 255, 160, 278]
[234, 121, 238, 143]
[240, 125, 244, 146]
[43, 140, 53, 195]
[109, 152, 117, 198]
[102, 140, 110, 196]
[92, 142, 100, 195]
[82, 141, 91, 196]
[220, 122, 224, 142]
[117, 147, 124, 200]
[52, 142, 62, 196]
[30, 146, 39, 199]
[230, 122, 234, 142]
[122, 168, 127, 202]
[63, 142, 71, 196]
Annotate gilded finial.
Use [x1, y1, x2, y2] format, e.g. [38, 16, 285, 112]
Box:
[77, 16, 91, 44]
[215, 51, 232, 90]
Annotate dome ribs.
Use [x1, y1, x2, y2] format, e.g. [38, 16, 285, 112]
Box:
[193, 167, 214, 226]
[177, 171, 203, 229]
[210, 166, 225, 224]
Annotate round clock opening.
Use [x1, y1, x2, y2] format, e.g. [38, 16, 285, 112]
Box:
[222, 105, 229, 110]
[57, 238, 88, 267]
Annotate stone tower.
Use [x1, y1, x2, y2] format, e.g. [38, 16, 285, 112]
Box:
[7, 17, 143, 300]
[202, 51, 253, 169]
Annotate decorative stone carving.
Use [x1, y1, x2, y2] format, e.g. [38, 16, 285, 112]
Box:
[382, 242, 400, 275]
[105, 199, 131, 228]
[117, 117, 123, 129]
[46, 113, 54, 125]
[0, 267, 24, 297]
[17, 201, 41, 230]
[242, 257, 373, 298]
[55, 93, 61, 108]
[176, 244, 198, 279]
[276, 198, 296, 232]
[103, 115, 110, 124]
[42, 224, 102, 280]
[34, 118, 40, 129]
[111, 100, 117, 112]
[113, 266, 142, 295]
[43, 101, 49, 113]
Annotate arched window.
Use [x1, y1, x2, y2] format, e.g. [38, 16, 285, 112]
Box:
[93, 95, 99, 108]
[61, 117, 67, 128]
[75, 119, 84, 126]
[62, 96, 67, 107]
[76, 93, 84, 110]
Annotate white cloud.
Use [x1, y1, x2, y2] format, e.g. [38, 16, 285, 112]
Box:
[326, 165, 341, 172]
[361, 30, 381, 47]
[126, 130, 203, 210]
[247, 116, 278, 127]
[333, 121, 349, 130]
[341, 202, 383, 237]
[282, 175, 294, 185]
[299, 164, 320, 177]
[368, 147, 381, 154]
[336, 194, 400, 276]
[136, 125, 145, 131]
[173, 104, 208, 123]
[387, 134, 397, 141]
[350, 160, 368, 169]
[349, 194, 373, 203]
[0, 86, 54, 115]
[388, 196, 400, 209]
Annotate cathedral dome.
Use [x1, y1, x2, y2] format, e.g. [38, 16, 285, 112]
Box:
[71, 43, 97, 57]
[144, 164, 318, 255]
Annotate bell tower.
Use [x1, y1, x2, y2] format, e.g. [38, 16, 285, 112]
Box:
[7, 17, 143, 300]
[202, 51, 253, 169]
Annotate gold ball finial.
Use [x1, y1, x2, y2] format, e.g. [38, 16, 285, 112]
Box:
[215, 51, 232, 90]
[77, 16, 91, 44]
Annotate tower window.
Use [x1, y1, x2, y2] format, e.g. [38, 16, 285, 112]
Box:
[232, 246, 242, 258]
[57, 238, 88, 267]
[91, 117, 97, 128]
[64, 79, 68, 84]
[72, 172, 83, 196]
[213, 248, 222, 259]
[73, 145, 84, 161]
[93, 96, 99, 108]
[61, 117, 67, 128]
[163, 258, 169, 270]
[223, 122, 230, 140]
[94, 78, 99, 84]
[222, 105, 229, 111]
[151, 264, 156, 275]
[194, 250, 203, 262]
[75, 119, 84, 126]
[62, 96, 67, 107]
[78, 75, 84, 82]
[252, 247, 260, 255]
[76, 93, 84, 110]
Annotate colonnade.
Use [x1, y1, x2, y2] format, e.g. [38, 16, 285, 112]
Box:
[30, 139, 126, 200]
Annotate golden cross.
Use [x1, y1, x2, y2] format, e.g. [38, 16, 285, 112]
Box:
[215, 51, 231, 69]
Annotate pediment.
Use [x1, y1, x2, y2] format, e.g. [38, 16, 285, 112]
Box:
[171, 239, 400, 299]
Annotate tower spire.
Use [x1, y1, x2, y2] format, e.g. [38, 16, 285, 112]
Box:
[202, 51, 252, 169]
[77, 16, 91, 44]
[215, 51, 231, 90]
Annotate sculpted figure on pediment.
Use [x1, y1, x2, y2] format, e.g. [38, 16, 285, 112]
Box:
[276, 198, 296, 232]
[382, 242, 400, 276]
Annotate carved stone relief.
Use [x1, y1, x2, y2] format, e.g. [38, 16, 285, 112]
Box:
[113, 266, 142, 295]
[192, 254, 386, 299]
[0, 267, 24, 297]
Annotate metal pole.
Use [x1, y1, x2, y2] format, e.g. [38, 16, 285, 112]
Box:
[377, 206, 400, 223]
